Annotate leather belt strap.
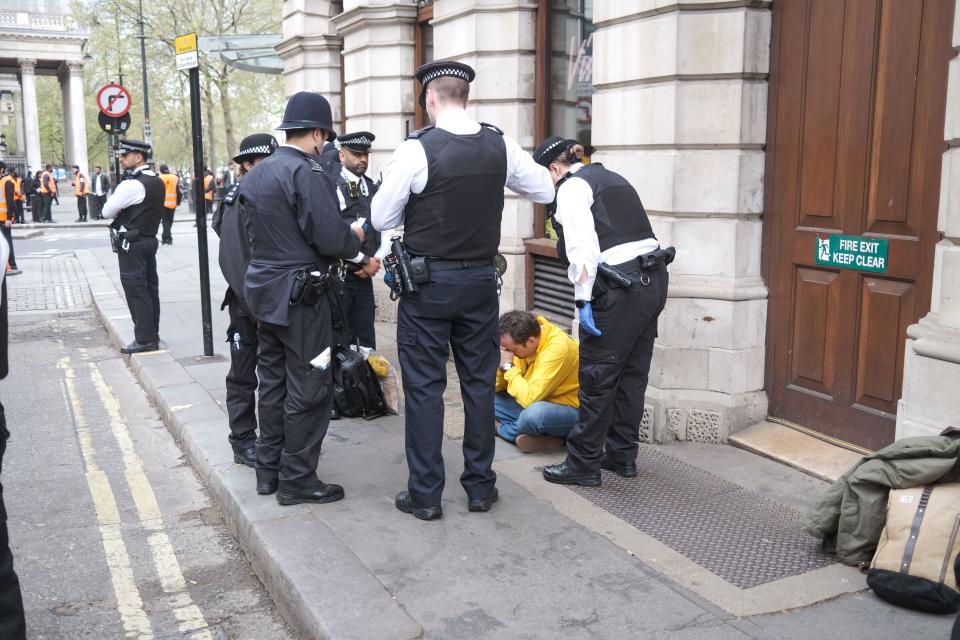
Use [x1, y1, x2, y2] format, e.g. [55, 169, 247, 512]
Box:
[900, 485, 934, 574]
[428, 258, 492, 271]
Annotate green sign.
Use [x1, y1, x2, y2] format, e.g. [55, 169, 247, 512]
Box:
[815, 235, 889, 273]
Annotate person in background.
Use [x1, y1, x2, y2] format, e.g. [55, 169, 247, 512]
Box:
[89, 166, 109, 220]
[10, 172, 24, 226]
[30, 171, 42, 223]
[157, 165, 181, 245]
[0, 165, 19, 276]
[0, 231, 27, 639]
[495, 311, 579, 453]
[71, 165, 89, 222]
[211, 133, 278, 470]
[38, 164, 56, 223]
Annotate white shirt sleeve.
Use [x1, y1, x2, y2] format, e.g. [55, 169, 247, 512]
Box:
[503, 135, 555, 203]
[102, 179, 146, 220]
[336, 184, 347, 211]
[555, 176, 600, 301]
[370, 139, 428, 231]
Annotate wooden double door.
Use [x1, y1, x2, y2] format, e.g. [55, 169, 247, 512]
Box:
[765, 0, 954, 450]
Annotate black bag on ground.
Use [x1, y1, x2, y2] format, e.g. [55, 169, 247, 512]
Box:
[332, 345, 387, 420]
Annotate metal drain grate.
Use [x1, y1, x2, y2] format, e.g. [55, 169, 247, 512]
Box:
[565, 447, 835, 589]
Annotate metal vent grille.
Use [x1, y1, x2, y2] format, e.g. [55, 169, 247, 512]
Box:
[532, 254, 575, 325]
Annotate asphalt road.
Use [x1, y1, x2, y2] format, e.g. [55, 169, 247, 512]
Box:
[2, 257, 296, 639]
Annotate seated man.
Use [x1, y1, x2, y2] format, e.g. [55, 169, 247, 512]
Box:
[495, 311, 580, 452]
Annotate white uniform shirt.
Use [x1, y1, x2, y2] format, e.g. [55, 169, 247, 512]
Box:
[555, 163, 660, 301]
[370, 107, 555, 232]
[91, 173, 108, 196]
[102, 165, 154, 220]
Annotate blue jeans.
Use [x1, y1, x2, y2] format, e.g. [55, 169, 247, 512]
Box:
[494, 393, 579, 443]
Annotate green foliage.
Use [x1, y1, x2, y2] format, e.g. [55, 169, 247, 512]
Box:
[51, 0, 284, 171]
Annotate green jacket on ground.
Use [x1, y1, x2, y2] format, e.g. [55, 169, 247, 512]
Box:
[802, 430, 960, 566]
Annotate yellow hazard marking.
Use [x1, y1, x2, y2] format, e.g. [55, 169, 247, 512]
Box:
[89, 363, 213, 639]
[59, 357, 154, 639]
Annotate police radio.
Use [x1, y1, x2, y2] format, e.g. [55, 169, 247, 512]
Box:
[384, 236, 419, 300]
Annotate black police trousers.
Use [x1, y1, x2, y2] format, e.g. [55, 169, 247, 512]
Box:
[0, 403, 26, 640]
[225, 292, 258, 453]
[160, 208, 175, 244]
[118, 236, 160, 345]
[397, 266, 499, 507]
[331, 273, 376, 349]
[255, 299, 333, 492]
[566, 266, 669, 472]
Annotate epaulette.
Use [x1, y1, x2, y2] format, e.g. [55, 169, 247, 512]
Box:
[222, 183, 240, 205]
[406, 125, 435, 140]
[480, 122, 504, 135]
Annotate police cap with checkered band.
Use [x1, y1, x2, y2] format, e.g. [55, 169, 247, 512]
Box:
[116, 139, 152, 156]
[415, 60, 476, 109]
[337, 131, 375, 153]
[532, 136, 579, 168]
[233, 133, 279, 164]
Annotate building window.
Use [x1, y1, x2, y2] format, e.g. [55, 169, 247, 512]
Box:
[549, 0, 595, 160]
[414, 1, 434, 131]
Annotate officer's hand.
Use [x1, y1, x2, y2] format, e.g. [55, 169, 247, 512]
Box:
[499, 348, 514, 366]
[578, 302, 602, 337]
[353, 226, 365, 242]
[4, 221, 11, 229]
[358, 257, 379, 279]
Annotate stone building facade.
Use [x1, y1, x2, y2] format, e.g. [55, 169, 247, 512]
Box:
[0, 0, 89, 173]
[279, 0, 960, 452]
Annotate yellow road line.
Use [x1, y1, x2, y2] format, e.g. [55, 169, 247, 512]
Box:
[89, 362, 213, 639]
[59, 357, 154, 640]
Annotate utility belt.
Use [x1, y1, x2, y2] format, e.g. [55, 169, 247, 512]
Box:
[384, 236, 504, 300]
[289, 265, 340, 307]
[599, 246, 676, 288]
[110, 226, 146, 254]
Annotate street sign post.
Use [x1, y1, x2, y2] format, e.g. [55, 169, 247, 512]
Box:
[176, 32, 214, 356]
[96, 83, 132, 118]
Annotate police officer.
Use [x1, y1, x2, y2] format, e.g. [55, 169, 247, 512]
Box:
[332, 131, 382, 350]
[371, 60, 554, 520]
[212, 133, 278, 469]
[533, 137, 671, 487]
[242, 92, 379, 505]
[103, 139, 164, 355]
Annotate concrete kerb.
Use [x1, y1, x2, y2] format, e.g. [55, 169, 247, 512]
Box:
[75, 249, 424, 640]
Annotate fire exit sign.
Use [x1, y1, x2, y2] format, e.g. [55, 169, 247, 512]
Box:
[815, 235, 889, 273]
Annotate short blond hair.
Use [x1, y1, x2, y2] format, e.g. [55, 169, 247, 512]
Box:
[428, 77, 470, 106]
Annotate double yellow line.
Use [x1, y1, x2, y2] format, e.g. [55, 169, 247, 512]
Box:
[60, 356, 213, 640]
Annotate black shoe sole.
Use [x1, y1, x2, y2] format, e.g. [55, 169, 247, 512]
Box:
[600, 462, 638, 478]
[395, 502, 443, 521]
[276, 489, 345, 506]
[468, 491, 499, 513]
[233, 453, 256, 468]
[542, 473, 601, 487]
[256, 484, 278, 495]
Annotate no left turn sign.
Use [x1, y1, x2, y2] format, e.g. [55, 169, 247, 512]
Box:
[96, 83, 131, 118]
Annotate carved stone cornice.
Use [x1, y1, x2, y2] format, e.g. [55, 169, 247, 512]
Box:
[17, 58, 36, 74]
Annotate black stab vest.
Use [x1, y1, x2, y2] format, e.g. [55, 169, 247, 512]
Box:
[552, 163, 655, 267]
[120, 172, 164, 237]
[337, 172, 380, 256]
[402, 125, 507, 260]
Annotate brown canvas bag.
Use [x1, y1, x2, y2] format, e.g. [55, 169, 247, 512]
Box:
[867, 484, 960, 613]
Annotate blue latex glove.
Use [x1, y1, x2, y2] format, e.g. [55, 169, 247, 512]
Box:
[383, 271, 394, 286]
[578, 302, 601, 337]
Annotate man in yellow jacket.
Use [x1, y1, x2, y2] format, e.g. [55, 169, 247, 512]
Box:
[495, 311, 580, 452]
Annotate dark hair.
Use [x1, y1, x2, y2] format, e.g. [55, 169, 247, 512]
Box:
[159, 164, 169, 173]
[554, 142, 585, 167]
[498, 311, 541, 344]
[428, 77, 470, 106]
[72, 165, 79, 170]
[94, 166, 102, 170]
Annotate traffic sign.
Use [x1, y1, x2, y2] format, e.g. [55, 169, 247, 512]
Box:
[98, 111, 131, 134]
[97, 83, 131, 118]
[176, 32, 199, 71]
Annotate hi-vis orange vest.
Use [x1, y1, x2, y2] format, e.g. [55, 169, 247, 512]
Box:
[39, 170, 57, 195]
[203, 174, 213, 201]
[74, 172, 89, 196]
[0, 175, 11, 221]
[13, 178, 23, 202]
[160, 173, 179, 209]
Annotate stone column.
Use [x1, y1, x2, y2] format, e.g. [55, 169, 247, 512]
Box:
[591, 1, 771, 442]
[277, 0, 345, 130]
[430, 0, 539, 312]
[18, 59, 41, 171]
[59, 70, 75, 170]
[897, 1, 960, 439]
[14, 90, 25, 157]
[66, 61, 89, 172]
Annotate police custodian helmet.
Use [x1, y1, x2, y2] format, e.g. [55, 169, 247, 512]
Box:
[233, 133, 279, 164]
[276, 91, 336, 140]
